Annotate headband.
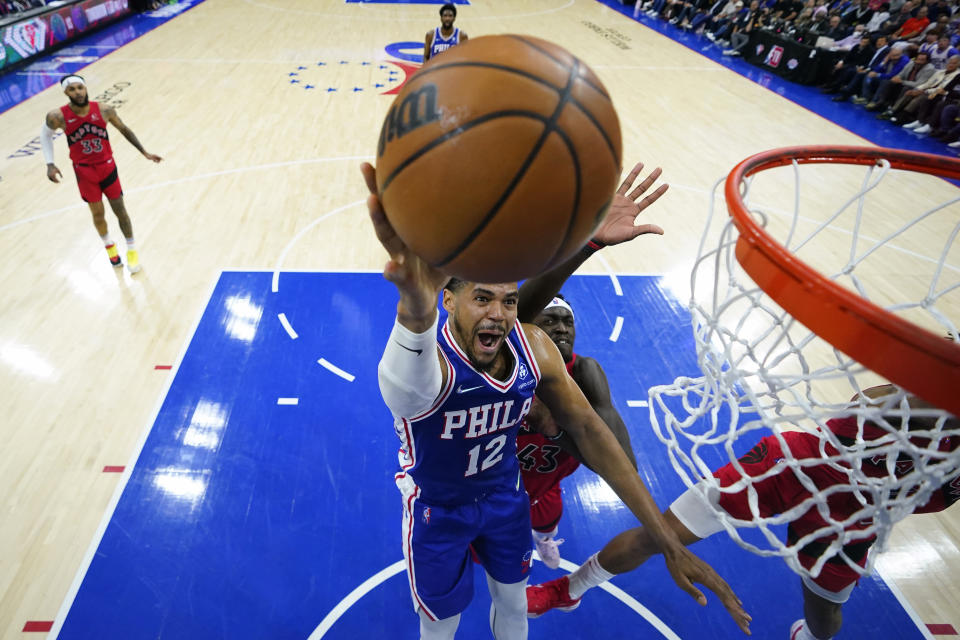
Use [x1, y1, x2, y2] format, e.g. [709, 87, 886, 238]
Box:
[61, 76, 85, 89]
[544, 297, 574, 320]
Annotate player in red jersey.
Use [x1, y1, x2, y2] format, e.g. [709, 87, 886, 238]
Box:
[40, 75, 162, 273]
[526, 383, 959, 639]
[515, 294, 637, 570]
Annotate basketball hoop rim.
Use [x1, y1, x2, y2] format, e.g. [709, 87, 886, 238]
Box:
[724, 145, 960, 417]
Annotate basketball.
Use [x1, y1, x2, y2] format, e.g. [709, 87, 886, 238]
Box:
[375, 34, 622, 283]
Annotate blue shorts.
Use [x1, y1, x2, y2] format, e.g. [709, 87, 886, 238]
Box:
[401, 487, 533, 620]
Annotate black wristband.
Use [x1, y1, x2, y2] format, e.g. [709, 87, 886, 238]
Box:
[584, 238, 606, 255]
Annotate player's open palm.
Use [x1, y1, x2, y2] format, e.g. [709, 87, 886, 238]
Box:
[593, 162, 668, 246]
[664, 546, 752, 635]
[362, 163, 449, 317]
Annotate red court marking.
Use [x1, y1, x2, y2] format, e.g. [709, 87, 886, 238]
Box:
[102, 465, 125, 473]
[381, 61, 420, 95]
[154, 365, 172, 370]
[22, 621, 53, 632]
[928, 624, 959, 635]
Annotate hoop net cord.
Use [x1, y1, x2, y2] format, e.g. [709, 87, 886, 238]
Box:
[648, 149, 960, 582]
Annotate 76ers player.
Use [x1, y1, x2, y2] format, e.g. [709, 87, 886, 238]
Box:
[41, 75, 162, 273]
[363, 161, 741, 640]
[424, 3, 468, 62]
[515, 295, 638, 570]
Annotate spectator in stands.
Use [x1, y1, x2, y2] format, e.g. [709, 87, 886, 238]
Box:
[870, 50, 935, 111]
[841, 0, 875, 26]
[851, 47, 910, 101]
[882, 1, 916, 34]
[822, 34, 876, 90]
[824, 14, 852, 39]
[892, 6, 930, 40]
[832, 35, 898, 99]
[890, 53, 960, 125]
[723, 0, 763, 55]
[928, 34, 960, 68]
[865, 2, 892, 31]
[705, 0, 744, 42]
[925, 0, 952, 23]
[930, 101, 960, 145]
[832, 23, 870, 49]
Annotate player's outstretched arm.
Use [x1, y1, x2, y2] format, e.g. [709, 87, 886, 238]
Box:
[575, 356, 638, 469]
[517, 162, 668, 322]
[529, 324, 748, 628]
[41, 110, 64, 183]
[103, 106, 162, 163]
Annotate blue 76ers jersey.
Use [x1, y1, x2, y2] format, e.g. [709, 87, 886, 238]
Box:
[430, 27, 460, 58]
[394, 320, 541, 506]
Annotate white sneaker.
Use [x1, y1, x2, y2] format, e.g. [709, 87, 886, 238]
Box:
[534, 536, 565, 570]
[902, 120, 921, 129]
[723, 49, 741, 56]
[789, 619, 806, 640]
[913, 123, 932, 134]
[947, 140, 960, 147]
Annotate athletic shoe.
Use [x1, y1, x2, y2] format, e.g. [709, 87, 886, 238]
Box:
[852, 96, 868, 104]
[789, 619, 806, 640]
[902, 120, 921, 129]
[948, 140, 960, 148]
[534, 537, 565, 570]
[723, 49, 741, 56]
[127, 250, 142, 274]
[526, 576, 582, 618]
[706, 31, 717, 40]
[913, 123, 932, 134]
[106, 243, 122, 267]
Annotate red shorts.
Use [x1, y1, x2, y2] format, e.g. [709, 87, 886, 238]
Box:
[73, 158, 122, 203]
[529, 482, 564, 532]
[713, 432, 869, 597]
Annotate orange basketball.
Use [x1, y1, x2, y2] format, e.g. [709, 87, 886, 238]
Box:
[375, 34, 622, 283]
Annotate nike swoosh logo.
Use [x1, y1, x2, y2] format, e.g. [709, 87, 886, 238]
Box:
[395, 341, 422, 356]
[456, 384, 483, 394]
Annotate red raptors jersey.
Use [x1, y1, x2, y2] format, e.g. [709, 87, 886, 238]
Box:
[61, 102, 114, 164]
[517, 355, 581, 502]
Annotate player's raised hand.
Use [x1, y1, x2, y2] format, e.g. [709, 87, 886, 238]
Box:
[662, 544, 753, 635]
[593, 162, 668, 246]
[362, 163, 449, 327]
[46, 164, 62, 183]
[143, 152, 162, 163]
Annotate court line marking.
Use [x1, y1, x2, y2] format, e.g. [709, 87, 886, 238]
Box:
[627, 400, 649, 408]
[0, 155, 373, 233]
[277, 397, 299, 406]
[278, 312, 298, 339]
[308, 557, 680, 639]
[318, 358, 356, 382]
[875, 565, 937, 640]
[271, 199, 366, 293]
[47, 271, 224, 638]
[241, 0, 575, 20]
[609, 316, 624, 342]
[593, 252, 624, 296]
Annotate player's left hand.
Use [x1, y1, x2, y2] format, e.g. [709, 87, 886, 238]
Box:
[662, 544, 753, 635]
[592, 162, 669, 246]
[143, 152, 162, 163]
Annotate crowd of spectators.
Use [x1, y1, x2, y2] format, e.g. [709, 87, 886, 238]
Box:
[632, 0, 960, 148]
[1, 0, 48, 19]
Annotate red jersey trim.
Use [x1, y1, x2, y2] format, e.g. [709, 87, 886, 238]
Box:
[441, 320, 519, 391]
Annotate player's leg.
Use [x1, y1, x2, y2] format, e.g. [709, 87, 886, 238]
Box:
[86, 200, 121, 267]
[75, 163, 120, 267]
[530, 484, 565, 569]
[400, 494, 475, 639]
[106, 195, 140, 273]
[789, 551, 859, 640]
[472, 488, 533, 640]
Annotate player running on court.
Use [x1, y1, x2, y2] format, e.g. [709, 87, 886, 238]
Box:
[41, 74, 162, 273]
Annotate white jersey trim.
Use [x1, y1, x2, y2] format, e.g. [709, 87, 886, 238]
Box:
[441, 320, 519, 391]
[514, 323, 542, 383]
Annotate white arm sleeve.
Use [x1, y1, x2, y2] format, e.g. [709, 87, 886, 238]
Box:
[40, 124, 56, 165]
[378, 314, 443, 419]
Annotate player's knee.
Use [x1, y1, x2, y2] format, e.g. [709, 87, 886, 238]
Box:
[487, 578, 526, 617]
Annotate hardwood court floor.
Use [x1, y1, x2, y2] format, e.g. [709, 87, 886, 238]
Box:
[0, 0, 956, 636]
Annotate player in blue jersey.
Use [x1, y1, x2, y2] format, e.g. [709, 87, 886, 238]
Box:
[424, 3, 467, 62]
[362, 161, 746, 640]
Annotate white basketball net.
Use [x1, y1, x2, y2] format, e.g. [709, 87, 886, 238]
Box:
[648, 156, 960, 581]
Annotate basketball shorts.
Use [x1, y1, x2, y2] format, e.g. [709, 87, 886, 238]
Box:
[529, 482, 564, 532]
[73, 158, 122, 203]
[401, 487, 533, 620]
[670, 432, 864, 603]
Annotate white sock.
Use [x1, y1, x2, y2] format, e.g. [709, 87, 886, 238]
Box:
[567, 552, 614, 599]
[125, 238, 136, 251]
[794, 620, 832, 640]
[101, 233, 114, 247]
[533, 526, 557, 542]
